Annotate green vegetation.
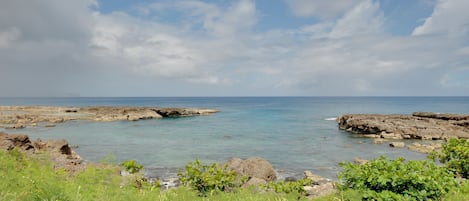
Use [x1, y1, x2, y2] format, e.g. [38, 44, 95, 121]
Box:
[429, 138, 469, 178]
[177, 159, 241, 196]
[262, 178, 312, 195]
[1, 138, 469, 201]
[120, 159, 143, 174]
[339, 156, 457, 200]
[0, 149, 320, 201]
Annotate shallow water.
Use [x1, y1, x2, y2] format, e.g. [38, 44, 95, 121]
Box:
[2, 97, 468, 179]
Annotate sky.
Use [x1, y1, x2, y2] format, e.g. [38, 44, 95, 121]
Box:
[1, 0, 469, 97]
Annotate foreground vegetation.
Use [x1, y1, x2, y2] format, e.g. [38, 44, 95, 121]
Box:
[1, 139, 468, 200]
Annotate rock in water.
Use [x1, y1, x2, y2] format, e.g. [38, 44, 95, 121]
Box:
[389, 142, 405, 148]
[337, 113, 469, 140]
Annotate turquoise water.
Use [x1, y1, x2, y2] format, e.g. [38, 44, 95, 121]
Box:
[1, 97, 469, 179]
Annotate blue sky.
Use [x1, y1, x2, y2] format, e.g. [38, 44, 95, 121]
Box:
[1, 0, 468, 96]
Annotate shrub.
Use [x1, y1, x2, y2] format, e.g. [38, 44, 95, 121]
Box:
[262, 178, 312, 195]
[339, 156, 456, 200]
[120, 159, 143, 174]
[177, 159, 239, 196]
[429, 138, 469, 178]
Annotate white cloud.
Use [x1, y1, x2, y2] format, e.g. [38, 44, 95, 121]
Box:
[412, 0, 469, 37]
[0, 0, 468, 96]
[285, 0, 364, 19]
[329, 0, 384, 38]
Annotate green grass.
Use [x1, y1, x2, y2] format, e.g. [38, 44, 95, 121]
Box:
[2, 148, 467, 201]
[0, 149, 327, 201]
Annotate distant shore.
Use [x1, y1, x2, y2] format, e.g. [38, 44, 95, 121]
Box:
[0, 105, 218, 129]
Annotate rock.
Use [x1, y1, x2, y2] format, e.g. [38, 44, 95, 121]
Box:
[45, 124, 56, 127]
[337, 113, 469, 140]
[242, 177, 267, 188]
[0, 106, 219, 127]
[153, 108, 219, 117]
[389, 142, 405, 148]
[354, 157, 369, 165]
[284, 177, 297, 182]
[224, 157, 277, 182]
[413, 112, 469, 121]
[373, 138, 387, 144]
[305, 182, 335, 198]
[407, 142, 442, 153]
[381, 132, 403, 139]
[4, 124, 26, 129]
[304, 171, 326, 182]
[0, 132, 84, 173]
[160, 178, 180, 189]
[0, 132, 34, 151]
[363, 134, 380, 138]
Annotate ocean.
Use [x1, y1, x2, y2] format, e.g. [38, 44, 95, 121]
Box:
[1, 97, 469, 179]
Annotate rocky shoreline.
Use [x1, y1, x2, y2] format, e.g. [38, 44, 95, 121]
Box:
[0, 106, 219, 129]
[337, 112, 469, 153]
[0, 131, 335, 198]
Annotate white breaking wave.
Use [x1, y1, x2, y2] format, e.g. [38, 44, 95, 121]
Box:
[324, 117, 337, 121]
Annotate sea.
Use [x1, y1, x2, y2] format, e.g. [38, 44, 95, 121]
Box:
[1, 97, 469, 180]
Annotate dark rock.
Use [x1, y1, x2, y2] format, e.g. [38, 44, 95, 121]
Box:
[0, 132, 34, 151]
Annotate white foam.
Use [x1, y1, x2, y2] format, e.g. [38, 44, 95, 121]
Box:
[324, 117, 337, 121]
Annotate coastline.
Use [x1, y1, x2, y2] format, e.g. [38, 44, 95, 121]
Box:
[0, 105, 219, 129]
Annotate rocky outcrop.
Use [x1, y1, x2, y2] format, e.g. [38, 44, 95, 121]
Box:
[153, 108, 218, 117]
[337, 112, 469, 140]
[0, 132, 84, 173]
[0, 106, 219, 128]
[0, 132, 34, 151]
[224, 157, 277, 183]
[302, 170, 335, 198]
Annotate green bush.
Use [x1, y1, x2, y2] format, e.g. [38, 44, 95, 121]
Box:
[177, 159, 239, 196]
[339, 156, 456, 200]
[262, 178, 312, 195]
[429, 138, 469, 178]
[120, 159, 143, 174]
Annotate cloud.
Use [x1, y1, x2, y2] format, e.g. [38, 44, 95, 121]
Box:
[0, 0, 468, 96]
[412, 0, 469, 37]
[284, 0, 364, 19]
[329, 0, 384, 38]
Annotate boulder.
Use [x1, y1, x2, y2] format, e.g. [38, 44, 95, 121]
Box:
[242, 177, 267, 188]
[304, 182, 335, 198]
[224, 157, 277, 182]
[304, 170, 326, 183]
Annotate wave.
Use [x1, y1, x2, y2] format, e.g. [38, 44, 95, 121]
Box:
[324, 117, 337, 121]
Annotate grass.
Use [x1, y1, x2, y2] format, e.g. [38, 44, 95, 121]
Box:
[0, 149, 329, 201]
[1, 148, 467, 201]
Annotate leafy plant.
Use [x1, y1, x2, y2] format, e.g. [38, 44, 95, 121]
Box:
[429, 138, 469, 178]
[262, 178, 312, 195]
[120, 159, 143, 174]
[339, 156, 456, 200]
[177, 159, 239, 196]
